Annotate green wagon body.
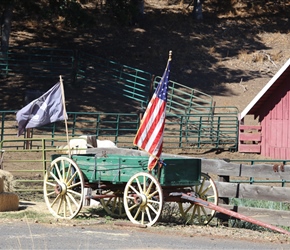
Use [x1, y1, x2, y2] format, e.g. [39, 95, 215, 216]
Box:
[46, 148, 218, 226]
[52, 150, 201, 187]
[73, 154, 201, 186]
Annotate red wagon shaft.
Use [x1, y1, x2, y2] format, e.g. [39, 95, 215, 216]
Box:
[170, 192, 290, 236]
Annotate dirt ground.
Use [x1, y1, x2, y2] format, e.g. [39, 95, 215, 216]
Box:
[2, 1, 289, 162]
[0, 200, 284, 245]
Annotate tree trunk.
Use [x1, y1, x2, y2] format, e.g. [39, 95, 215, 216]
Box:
[131, 0, 144, 25]
[192, 0, 203, 20]
[1, 4, 13, 53]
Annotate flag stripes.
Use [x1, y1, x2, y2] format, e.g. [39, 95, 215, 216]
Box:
[134, 56, 171, 170]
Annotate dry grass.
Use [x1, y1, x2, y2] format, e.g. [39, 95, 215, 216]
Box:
[237, 49, 283, 65]
[0, 169, 15, 192]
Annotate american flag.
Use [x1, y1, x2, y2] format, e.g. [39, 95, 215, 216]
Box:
[133, 57, 171, 170]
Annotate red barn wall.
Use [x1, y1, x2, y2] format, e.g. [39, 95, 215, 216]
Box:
[260, 79, 290, 158]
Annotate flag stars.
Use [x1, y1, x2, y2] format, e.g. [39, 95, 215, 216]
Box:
[133, 60, 171, 170]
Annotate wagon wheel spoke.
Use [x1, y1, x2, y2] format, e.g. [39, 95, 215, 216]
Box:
[178, 172, 218, 225]
[129, 184, 141, 196]
[200, 205, 211, 223]
[44, 156, 84, 219]
[56, 196, 63, 214]
[67, 191, 82, 207]
[45, 180, 57, 188]
[67, 171, 79, 186]
[100, 190, 126, 218]
[136, 178, 143, 193]
[145, 207, 151, 223]
[52, 160, 64, 183]
[188, 204, 198, 222]
[68, 181, 83, 190]
[65, 195, 74, 215]
[123, 172, 163, 227]
[48, 171, 61, 185]
[133, 207, 142, 220]
[49, 193, 61, 208]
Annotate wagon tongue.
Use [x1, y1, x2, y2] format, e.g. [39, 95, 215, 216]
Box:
[169, 192, 290, 236]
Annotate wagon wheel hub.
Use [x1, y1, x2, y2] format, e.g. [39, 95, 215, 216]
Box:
[136, 193, 147, 207]
[54, 183, 67, 195]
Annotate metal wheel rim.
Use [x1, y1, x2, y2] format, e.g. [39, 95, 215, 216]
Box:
[123, 172, 163, 227]
[43, 156, 84, 219]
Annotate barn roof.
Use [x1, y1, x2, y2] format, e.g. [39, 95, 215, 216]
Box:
[240, 58, 290, 120]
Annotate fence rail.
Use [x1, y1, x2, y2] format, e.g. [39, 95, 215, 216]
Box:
[76, 52, 153, 108]
[0, 47, 153, 109]
[0, 138, 69, 192]
[0, 47, 75, 81]
[202, 158, 290, 227]
[153, 76, 213, 115]
[1, 110, 239, 151]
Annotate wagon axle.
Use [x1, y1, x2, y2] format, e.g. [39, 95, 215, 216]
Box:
[54, 183, 67, 195]
[134, 194, 147, 206]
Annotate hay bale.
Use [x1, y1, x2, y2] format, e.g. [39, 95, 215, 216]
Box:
[0, 169, 15, 192]
[0, 178, 3, 193]
[0, 192, 19, 212]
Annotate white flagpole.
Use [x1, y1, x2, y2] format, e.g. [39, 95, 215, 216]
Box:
[59, 75, 71, 158]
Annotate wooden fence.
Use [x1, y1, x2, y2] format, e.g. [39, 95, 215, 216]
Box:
[238, 125, 262, 153]
[202, 158, 290, 227]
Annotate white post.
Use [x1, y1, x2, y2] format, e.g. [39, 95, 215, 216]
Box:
[59, 75, 71, 158]
[83, 188, 92, 206]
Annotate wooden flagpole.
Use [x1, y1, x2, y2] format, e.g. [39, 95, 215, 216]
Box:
[59, 75, 71, 158]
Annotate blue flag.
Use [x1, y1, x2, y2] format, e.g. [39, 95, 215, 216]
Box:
[16, 82, 67, 136]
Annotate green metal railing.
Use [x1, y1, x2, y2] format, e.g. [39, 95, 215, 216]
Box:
[0, 47, 75, 81]
[0, 47, 239, 151]
[1, 110, 239, 151]
[0, 111, 17, 141]
[0, 138, 75, 192]
[154, 76, 214, 115]
[180, 108, 239, 150]
[76, 52, 153, 108]
[0, 139, 43, 192]
[0, 48, 153, 108]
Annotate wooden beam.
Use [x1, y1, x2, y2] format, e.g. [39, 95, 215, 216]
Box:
[215, 182, 290, 202]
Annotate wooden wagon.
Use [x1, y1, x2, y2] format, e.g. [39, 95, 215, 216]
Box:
[43, 147, 218, 227]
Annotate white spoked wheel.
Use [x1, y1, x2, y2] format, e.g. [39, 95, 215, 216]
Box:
[178, 172, 218, 225]
[44, 156, 84, 219]
[123, 172, 163, 227]
[100, 190, 126, 218]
